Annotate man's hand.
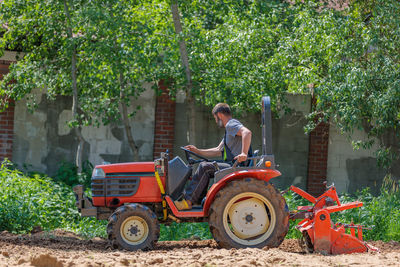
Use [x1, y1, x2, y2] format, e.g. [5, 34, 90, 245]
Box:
[184, 145, 199, 154]
[234, 152, 248, 163]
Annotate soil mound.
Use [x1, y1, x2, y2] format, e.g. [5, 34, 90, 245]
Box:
[30, 254, 64, 267]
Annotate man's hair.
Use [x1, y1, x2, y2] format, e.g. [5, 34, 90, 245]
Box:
[212, 103, 231, 116]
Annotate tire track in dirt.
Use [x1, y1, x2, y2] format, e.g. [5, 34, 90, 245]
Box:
[0, 230, 399, 267]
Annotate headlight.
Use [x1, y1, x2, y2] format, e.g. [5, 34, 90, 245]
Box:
[92, 168, 105, 178]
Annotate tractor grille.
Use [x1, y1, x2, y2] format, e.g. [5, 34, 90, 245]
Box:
[92, 173, 148, 197]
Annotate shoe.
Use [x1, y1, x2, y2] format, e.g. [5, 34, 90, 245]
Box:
[174, 199, 192, 210]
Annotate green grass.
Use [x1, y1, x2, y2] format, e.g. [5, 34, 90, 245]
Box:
[160, 222, 212, 241]
[1, 161, 399, 242]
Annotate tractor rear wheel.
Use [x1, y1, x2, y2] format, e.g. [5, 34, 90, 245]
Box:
[107, 203, 159, 251]
[208, 178, 289, 249]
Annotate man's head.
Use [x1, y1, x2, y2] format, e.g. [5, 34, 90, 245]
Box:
[212, 103, 231, 128]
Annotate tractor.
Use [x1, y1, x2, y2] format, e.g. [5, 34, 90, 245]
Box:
[73, 96, 376, 254]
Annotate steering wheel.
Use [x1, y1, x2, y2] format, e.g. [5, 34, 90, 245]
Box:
[180, 146, 212, 165]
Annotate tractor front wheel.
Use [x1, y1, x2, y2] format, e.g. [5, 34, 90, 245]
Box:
[107, 203, 159, 251]
[209, 178, 289, 249]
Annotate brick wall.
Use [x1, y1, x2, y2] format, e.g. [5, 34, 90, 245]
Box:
[306, 119, 330, 196]
[153, 80, 176, 159]
[0, 60, 14, 162]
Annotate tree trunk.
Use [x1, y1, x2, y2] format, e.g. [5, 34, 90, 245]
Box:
[107, 4, 139, 162]
[119, 73, 140, 161]
[170, 1, 196, 144]
[64, 0, 85, 173]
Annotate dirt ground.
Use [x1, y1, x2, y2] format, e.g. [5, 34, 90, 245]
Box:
[1, 230, 400, 267]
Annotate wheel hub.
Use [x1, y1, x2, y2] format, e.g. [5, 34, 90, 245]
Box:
[129, 225, 140, 236]
[120, 216, 149, 245]
[228, 197, 270, 239]
[245, 214, 254, 223]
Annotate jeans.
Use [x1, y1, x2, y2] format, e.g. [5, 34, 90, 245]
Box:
[184, 161, 231, 204]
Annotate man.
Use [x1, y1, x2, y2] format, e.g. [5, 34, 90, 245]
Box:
[174, 103, 252, 210]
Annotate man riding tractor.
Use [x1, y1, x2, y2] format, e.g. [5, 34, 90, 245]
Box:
[174, 103, 253, 210]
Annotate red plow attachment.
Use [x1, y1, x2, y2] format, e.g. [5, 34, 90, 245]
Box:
[289, 184, 378, 255]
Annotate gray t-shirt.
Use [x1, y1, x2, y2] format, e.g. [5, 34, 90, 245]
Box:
[221, 119, 243, 157]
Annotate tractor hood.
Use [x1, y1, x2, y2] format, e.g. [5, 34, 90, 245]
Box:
[94, 162, 155, 175]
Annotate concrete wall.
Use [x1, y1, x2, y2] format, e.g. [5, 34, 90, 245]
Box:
[327, 126, 385, 195]
[8, 71, 387, 194]
[173, 94, 312, 191]
[12, 86, 156, 175]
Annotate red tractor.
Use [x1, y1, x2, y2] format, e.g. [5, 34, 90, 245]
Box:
[74, 96, 375, 254]
[74, 96, 289, 250]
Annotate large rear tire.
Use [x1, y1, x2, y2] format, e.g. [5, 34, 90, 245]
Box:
[208, 178, 289, 249]
[107, 203, 159, 251]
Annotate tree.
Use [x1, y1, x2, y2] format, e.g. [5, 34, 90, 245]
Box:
[0, 0, 89, 172]
[271, 0, 400, 182]
[0, 0, 179, 166]
[170, 0, 197, 144]
[63, 0, 86, 172]
[77, 0, 178, 161]
[171, 0, 296, 113]
[176, 0, 400, 183]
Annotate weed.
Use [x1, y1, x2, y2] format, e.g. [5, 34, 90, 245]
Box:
[54, 160, 93, 188]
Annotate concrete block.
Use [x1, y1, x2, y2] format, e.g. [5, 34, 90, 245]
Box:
[58, 110, 73, 136]
[82, 124, 108, 141]
[139, 142, 152, 160]
[327, 167, 349, 193]
[96, 140, 121, 155]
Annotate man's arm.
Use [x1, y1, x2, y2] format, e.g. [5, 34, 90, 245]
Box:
[234, 126, 252, 162]
[185, 140, 224, 158]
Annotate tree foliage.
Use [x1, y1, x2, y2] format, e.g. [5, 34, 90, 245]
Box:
[76, 0, 178, 160]
[76, 0, 177, 127]
[0, 0, 179, 163]
[0, 0, 92, 170]
[176, 0, 400, 173]
[274, 0, 400, 171]
[1, 0, 400, 174]
[177, 0, 294, 112]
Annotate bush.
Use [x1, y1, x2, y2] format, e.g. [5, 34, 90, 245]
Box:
[54, 160, 93, 188]
[0, 160, 106, 238]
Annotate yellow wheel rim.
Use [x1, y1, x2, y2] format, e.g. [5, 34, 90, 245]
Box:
[120, 216, 149, 245]
[223, 192, 276, 246]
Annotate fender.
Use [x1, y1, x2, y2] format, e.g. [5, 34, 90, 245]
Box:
[202, 168, 281, 216]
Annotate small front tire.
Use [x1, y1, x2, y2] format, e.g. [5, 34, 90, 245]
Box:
[107, 204, 159, 251]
